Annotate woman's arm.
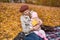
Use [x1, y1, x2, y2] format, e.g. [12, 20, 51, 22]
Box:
[20, 16, 31, 33]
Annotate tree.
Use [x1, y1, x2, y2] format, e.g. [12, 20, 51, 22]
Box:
[9, 0, 14, 3]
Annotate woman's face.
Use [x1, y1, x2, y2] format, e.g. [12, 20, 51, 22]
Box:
[23, 10, 30, 16]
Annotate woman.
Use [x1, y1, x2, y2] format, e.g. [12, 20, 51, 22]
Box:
[20, 5, 43, 40]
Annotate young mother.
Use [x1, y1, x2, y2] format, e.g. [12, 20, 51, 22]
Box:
[20, 5, 43, 40]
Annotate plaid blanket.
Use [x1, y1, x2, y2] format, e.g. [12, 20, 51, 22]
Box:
[46, 27, 60, 40]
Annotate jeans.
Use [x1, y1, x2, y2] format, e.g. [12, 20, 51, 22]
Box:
[24, 32, 43, 40]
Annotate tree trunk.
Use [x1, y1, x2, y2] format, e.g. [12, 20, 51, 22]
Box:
[17, 0, 21, 3]
[20, 0, 25, 3]
[9, 0, 25, 3]
[9, 0, 14, 3]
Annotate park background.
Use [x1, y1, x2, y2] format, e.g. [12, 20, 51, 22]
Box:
[0, 0, 60, 40]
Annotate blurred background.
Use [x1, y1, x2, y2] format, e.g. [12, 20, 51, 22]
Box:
[0, 0, 60, 7]
[0, 0, 60, 40]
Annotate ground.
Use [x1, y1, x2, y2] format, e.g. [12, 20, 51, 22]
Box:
[0, 3, 60, 40]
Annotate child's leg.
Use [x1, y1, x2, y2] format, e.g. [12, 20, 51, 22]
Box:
[33, 31, 44, 38]
[39, 30, 46, 37]
[39, 30, 48, 40]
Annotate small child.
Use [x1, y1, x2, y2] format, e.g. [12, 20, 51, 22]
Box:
[30, 11, 48, 40]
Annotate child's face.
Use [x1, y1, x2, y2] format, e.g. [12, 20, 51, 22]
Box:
[23, 10, 30, 16]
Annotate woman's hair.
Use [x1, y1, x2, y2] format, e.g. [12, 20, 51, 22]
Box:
[20, 5, 29, 12]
